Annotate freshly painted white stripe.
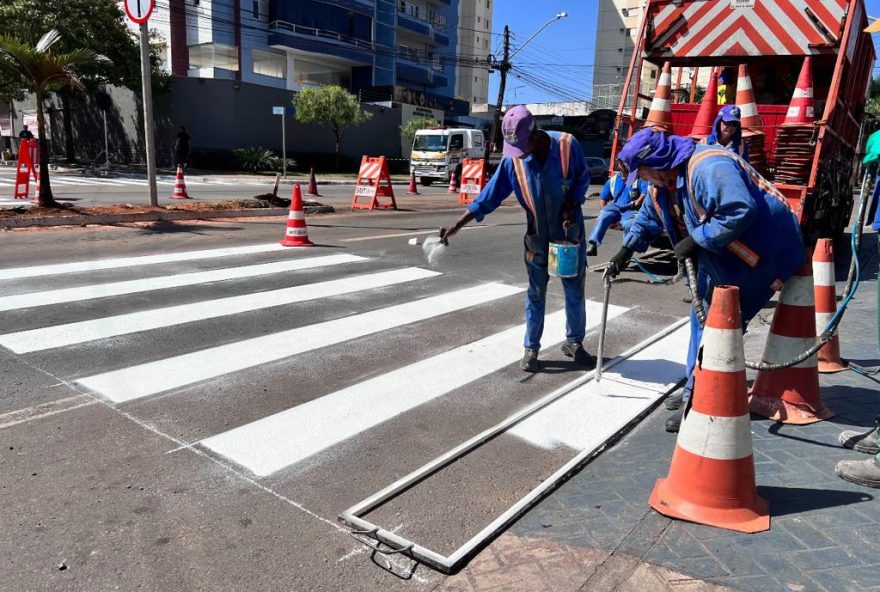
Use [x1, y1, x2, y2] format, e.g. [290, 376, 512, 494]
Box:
[762, 334, 817, 369]
[342, 226, 490, 243]
[48, 177, 93, 185]
[0, 242, 292, 280]
[202, 302, 628, 476]
[0, 254, 365, 312]
[76, 283, 524, 403]
[699, 327, 745, 372]
[105, 178, 147, 186]
[779, 276, 815, 307]
[677, 411, 753, 460]
[0, 267, 439, 354]
[812, 261, 835, 286]
[510, 323, 689, 450]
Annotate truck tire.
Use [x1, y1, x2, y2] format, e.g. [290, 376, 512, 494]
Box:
[420, 177, 434, 187]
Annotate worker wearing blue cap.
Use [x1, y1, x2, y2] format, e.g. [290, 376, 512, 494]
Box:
[703, 105, 749, 163]
[586, 164, 651, 256]
[439, 106, 592, 373]
[609, 128, 803, 431]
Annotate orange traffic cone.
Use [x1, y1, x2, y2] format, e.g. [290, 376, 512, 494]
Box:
[783, 57, 815, 126]
[407, 172, 420, 195]
[735, 64, 761, 132]
[813, 238, 847, 373]
[749, 253, 834, 424]
[645, 61, 673, 132]
[171, 164, 189, 199]
[447, 171, 458, 194]
[690, 67, 719, 139]
[307, 167, 320, 196]
[649, 285, 769, 533]
[279, 184, 314, 247]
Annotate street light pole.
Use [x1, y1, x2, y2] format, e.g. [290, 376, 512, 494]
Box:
[484, 13, 568, 161]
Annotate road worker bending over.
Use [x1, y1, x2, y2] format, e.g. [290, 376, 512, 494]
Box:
[608, 128, 803, 432]
[439, 106, 592, 373]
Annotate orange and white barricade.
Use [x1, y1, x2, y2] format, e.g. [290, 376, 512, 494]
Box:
[351, 156, 397, 211]
[458, 159, 487, 205]
[14, 138, 38, 200]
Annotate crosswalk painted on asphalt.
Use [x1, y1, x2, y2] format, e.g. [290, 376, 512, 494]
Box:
[0, 171, 244, 190]
[0, 242, 687, 480]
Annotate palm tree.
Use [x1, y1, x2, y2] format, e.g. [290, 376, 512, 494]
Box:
[0, 30, 104, 206]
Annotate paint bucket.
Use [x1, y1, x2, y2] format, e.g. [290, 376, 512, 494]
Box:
[548, 241, 579, 278]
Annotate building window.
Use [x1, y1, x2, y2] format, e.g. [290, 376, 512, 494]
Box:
[484, 39, 489, 49]
[252, 49, 286, 79]
[251, 0, 268, 20]
[650, 69, 657, 79]
[399, 1, 419, 20]
[188, 43, 239, 71]
[477, 16, 481, 23]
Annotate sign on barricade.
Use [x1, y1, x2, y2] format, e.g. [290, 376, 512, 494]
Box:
[351, 156, 397, 210]
[458, 158, 487, 205]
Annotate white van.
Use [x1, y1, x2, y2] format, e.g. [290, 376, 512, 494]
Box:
[410, 128, 485, 186]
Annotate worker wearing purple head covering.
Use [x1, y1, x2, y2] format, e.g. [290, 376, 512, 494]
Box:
[610, 128, 803, 432]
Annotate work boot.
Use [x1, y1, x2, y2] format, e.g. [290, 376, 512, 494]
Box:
[839, 426, 880, 455]
[835, 457, 880, 489]
[520, 348, 539, 373]
[665, 391, 683, 411]
[561, 341, 595, 366]
[586, 241, 598, 257]
[665, 407, 684, 433]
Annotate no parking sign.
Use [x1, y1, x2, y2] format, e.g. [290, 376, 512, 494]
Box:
[124, 0, 155, 24]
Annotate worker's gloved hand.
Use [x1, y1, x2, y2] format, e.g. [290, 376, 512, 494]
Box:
[439, 225, 458, 246]
[608, 246, 634, 277]
[673, 235, 698, 260]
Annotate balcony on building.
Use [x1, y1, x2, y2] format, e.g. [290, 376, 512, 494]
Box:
[396, 45, 446, 87]
[268, 19, 374, 65]
[397, 1, 450, 46]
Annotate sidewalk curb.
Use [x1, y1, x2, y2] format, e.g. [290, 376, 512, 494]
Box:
[0, 207, 330, 229]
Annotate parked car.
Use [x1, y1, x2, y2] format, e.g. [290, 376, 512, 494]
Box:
[585, 157, 609, 184]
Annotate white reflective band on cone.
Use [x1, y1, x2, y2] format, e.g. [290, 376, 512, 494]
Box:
[779, 276, 815, 307]
[787, 106, 801, 117]
[739, 103, 758, 118]
[762, 334, 818, 368]
[793, 88, 813, 98]
[677, 410, 753, 460]
[698, 327, 745, 372]
[286, 228, 307, 237]
[650, 98, 671, 112]
[812, 261, 835, 287]
[816, 312, 836, 333]
[737, 77, 753, 91]
[288, 210, 305, 220]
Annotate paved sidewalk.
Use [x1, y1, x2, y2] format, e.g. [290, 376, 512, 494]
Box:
[440, 232, 880, 591]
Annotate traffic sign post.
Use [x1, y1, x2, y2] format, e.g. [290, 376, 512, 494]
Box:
[125, 0, 155, 24]
[273, 106, 294, 179]
[127, 1, 157, 206]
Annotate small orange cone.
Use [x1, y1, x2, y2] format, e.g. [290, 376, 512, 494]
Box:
[735, 64, 761, 132]
[783, 57, 815, 127]
[649, 285, 769, 533]
[690, 67, 720, 139]
[447, 171, 458, 194]
[749, 253, 834, 424]
[645, 61, 673, 132]
[279, 184, 314, 247]
[407, 172, 420, 195]
[307, 167, 320, 196]
[813, 239, 847, 373]
[171, 164, 189, 199]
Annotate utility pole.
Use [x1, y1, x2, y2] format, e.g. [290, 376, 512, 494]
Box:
[139, 21, 158, 207]
[485, 25, 510, 161]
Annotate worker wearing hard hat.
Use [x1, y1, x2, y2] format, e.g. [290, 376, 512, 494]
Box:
[608, 128, 804, 432]
[439, 106, 592, 373]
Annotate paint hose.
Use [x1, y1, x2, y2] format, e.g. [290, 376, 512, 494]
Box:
[685, 168, 871, 372]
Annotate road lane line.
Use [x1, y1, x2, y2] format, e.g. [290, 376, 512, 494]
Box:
[0, 267, 440, 353]
[0, 254, 366, 312]
[0, 242, 295, 280]
[76, 283, 524, 403]
[341, 225, 490, 243]
[200, 301, 627, 476]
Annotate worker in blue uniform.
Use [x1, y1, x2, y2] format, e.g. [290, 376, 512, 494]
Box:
[586, 167, 650, 256]
[608, 128, 803, 431]
[702, 105, 749, 163]
[439, 106, 592, 373]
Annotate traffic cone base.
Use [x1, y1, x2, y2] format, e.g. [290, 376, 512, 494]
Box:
[649, 286, 769, 534]
[279, 184, 315, 247]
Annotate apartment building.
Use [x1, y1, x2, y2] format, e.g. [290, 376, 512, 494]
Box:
[455, 0, 493, 104]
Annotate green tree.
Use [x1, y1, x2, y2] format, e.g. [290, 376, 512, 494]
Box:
[0, 30, 105, 206]
[400, 116, 441, 140]
[0, 0, 171, 161]
[292, 85, 372, 169]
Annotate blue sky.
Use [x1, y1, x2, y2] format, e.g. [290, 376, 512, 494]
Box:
[488, 0, 880, 105]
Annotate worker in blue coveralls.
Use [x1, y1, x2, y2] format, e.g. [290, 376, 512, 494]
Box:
[607, 128, 803, 432]
[439, 106, 592, 373]
[585, 165, 650, 257]
[702, 105, 750, 163]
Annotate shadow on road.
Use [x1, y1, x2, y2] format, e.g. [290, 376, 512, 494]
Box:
[757, 485, 873, 516]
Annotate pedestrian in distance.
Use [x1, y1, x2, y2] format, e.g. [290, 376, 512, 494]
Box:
[174, 125, 190, 169]
[439, 105, 593, 373]
[586, 162, 650, 256]
[608, 128, 803, 432]
[701, 105, 749, 163]
[18, 125, 34, 140]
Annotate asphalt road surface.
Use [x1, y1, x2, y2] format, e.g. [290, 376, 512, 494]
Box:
[1, 204, 693, 590]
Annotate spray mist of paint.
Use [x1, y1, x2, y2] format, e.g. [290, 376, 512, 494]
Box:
[421, 235, 447, 265]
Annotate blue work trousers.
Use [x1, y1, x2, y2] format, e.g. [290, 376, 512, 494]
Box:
[524, 247, 587, 350]
[682, 268, 774, 401]
[588, 204, 638, 246]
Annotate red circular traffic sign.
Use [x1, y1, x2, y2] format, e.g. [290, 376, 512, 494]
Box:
[125, 0, 155, 24]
